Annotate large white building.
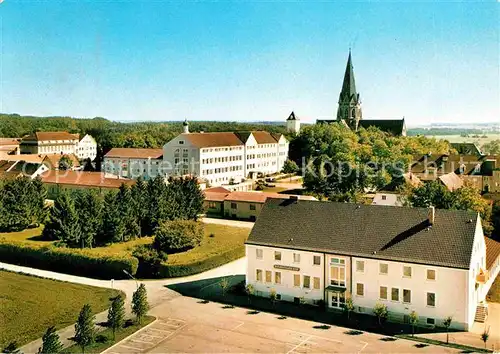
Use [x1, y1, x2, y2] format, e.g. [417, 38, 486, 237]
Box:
[246, 199, 500, 331]
[103, 148, 164, 180]
[19, 131, 97, 161]
[162, 122, 289, 186]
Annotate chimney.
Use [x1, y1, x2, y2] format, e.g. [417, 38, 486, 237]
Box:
[428, 206, 435, 225]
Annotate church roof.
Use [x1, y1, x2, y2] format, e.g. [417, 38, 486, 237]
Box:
[287, 111, 298, 121]
[339, 51, 359, 103]
[358, 119, 406, 136]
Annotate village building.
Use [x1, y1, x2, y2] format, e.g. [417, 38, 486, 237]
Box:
[0, 138, 20, 158]
[162, 121, 289, 186]
[103, 148, 164, 180]
[246, 199, 500, 331]
[75, 134, 98, 161]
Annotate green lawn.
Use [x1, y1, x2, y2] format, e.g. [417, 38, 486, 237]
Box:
[64, 316, 155, 353]
[0, 223, 250, 268]
[0, 271, 120, 349]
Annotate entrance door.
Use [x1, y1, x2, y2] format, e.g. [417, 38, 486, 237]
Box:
[330, 292, 346, 309]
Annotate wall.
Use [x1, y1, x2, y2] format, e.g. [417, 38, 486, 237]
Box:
[246, 244, 324, 304]
[351, 256, 469, 330]
[224, 200, 263, 220]
[103, 157, 163, 180]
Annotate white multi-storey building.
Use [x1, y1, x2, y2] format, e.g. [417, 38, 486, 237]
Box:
[75, 134, 98, 161]
[162, 122, 289, 186]
[103, 148, 164, 180]
[20, 132, 80, 155]
[246, 199, 500, 331]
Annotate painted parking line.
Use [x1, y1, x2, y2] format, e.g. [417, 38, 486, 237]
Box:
[130, 338, 156, 345]
[232, 321, 244, 330]
[147, 327, 173, 334]
[116, 343, 145, 351]
[286, 335, 312, 354]
[137, 333, 164, 339]
[359, 341, 368, 353]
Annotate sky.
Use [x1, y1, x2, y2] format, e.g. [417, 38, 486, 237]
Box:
[0, 1, 498, 126]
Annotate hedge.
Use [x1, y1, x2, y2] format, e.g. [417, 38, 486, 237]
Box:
[149, 245, 245, 278]
[0, 241, 138, 279]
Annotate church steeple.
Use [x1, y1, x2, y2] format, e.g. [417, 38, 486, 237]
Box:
[336, 50, 362, 130]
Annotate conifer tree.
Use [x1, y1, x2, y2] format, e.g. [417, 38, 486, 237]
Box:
[100, 191, 125, 244]
[74, 189, 103, 248]
[107, 295, 125, 340]
[38, 326, 63, 354]
[132, 284, 149, 324]
[131, 178, 149, 236]
[43, 189, 82, 247]
[74, 304, 96, 354]
[116, 184, 140, 242]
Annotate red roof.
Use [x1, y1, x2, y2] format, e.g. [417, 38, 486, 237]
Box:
[204, 191, 229, 202]
[205, 186, 231, 194]
[40, 170, 134, 189]
[485, 237, 500, 270]
[252, 131, 279, 144]
[105, 148, 163, 159]
[22, 132, 79, 142]
[184, 132, 244, 148]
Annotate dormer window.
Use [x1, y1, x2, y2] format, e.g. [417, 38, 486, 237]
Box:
[179, 140, 184, 145]
[459, 164, 466, 174]
[474, 164, 481, 174]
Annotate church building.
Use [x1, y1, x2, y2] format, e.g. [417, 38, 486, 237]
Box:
[318, 51, 407, 136]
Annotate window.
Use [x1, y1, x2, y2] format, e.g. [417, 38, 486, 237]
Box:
[274, 251, 281, 261]
[403, 266, 412, 277]
[403, 289, 411, 303]
[249, 204, 256, 211]
[179, 140, 184, 145]
[294, 274, 300, 287]
[356, 260, 365, 272]
[256, 269, 262, 282]
[427, 269, 436, 280]
[356, 283, 364, 296]
[256, 249, 263, 260]
[207, 202, 217, 209]
[275, 272, 281, 284]
[303, 276, 311, 289]
[391, 288, 399, 301]
[380, 286, 388, 300]
[231, 202, 237, 209]
[426, 318, 435, 325]
[265, 271, 272, 283]
[293, 253, 300, 263]
[427, 292, 436, 307]
[313, 256, 321, 265]
[330, 258, 346, 287]
[379, 263, 388, 275]
[381, 195, 387, 200]
[313, 277, 320, 289]
[331, 292, 345, 308]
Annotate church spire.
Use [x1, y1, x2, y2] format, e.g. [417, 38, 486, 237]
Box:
[336, 50, 362, 130]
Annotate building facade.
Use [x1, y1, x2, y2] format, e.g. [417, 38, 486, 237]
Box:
[20, 132, 80, 155]
[246, 199, 500, 331]
[76, 134, 98, 161]
[103, 148, 164, 180]
[162, 124, 289, 186]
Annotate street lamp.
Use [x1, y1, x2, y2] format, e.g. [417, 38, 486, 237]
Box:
[123, 269, 138, 289]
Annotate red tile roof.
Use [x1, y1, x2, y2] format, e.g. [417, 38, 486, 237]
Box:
[0, 138, 20, 146]
[204, 191, 229, 202]
[22, 132, 79, 142]
[40, 170, 134, 189]
[485, 237, 500, 270]
[184, 132, 244, 148]
[105, 148, 163, 159]
[438, 172, 464, 191]
[42, 154, 81, 169]
[205, 186, 231, 194]
[251, 131, 279, 144]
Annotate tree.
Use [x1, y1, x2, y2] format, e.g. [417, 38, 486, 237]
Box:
[481, 328, 489, 349]
[345, 297, 354, 321]
[281, 159, 299, 177]
[245, 284, 254, 304]
[409, 310, 418, 337]
[74, 189, 103, 248]
[107, 295, 125, 340]
[132, 284, 149, 324]
[443, 316, 452, 344]
[100, 191, 125, 244]
[131, 178, 149, 236]
[115, 184, 140, 242]
[219, 277, 230, 299]
[42, 189, 82, 247]
[3, 342, 21, 354]
[74, 304, 96, 353]
[38, 326, 63, 354]
[153, 220, 204, 254]
[58, 155, 74, 170]
[269, 289, 277, 308]
[82, 158, 95, 172]
[373, 303, 388, 327]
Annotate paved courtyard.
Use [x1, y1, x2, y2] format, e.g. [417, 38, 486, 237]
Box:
[105, 295, 459, 353]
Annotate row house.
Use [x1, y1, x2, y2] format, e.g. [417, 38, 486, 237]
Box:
[246, 199, 500, 331]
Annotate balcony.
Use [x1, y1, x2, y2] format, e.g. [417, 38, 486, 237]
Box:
[476, 269, 489, 284]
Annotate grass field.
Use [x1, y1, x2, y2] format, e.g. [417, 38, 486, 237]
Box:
[426, 134, 500, 146]
[64, 316, 155, 353]
[0, 223, 250, 266]
[0, 271, 120, 349]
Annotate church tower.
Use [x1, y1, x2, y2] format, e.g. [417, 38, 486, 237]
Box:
[286, 111, 301, 135]
[336, 51, 362, 130]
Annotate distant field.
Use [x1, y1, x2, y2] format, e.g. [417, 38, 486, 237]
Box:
[425, 134, 500, 146]
[0, 270, 119, 349]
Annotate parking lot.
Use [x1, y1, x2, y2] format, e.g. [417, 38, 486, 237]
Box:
[105, 295, 459, 353]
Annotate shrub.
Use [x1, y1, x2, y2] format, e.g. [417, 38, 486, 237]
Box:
[132, 245, 168, 278]
[0, 240, 138, 279]
[153, 220, 204, 254]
